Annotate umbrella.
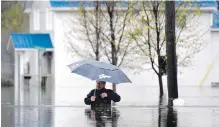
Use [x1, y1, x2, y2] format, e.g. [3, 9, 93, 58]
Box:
[68, 60, 131, 84]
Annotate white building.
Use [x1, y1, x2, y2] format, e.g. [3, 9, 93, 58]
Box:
[23, 1, 219, 89]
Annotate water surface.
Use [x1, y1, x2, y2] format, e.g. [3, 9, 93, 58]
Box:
[1, 85, 219, 127]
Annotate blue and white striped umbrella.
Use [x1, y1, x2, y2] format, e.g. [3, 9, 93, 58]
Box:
[68, 60, 131, 84]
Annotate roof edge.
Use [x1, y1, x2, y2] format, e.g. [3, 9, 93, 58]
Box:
[211, 28, 219, 32]
[51, 6, 217, 12]
[11, 33, 51, 35]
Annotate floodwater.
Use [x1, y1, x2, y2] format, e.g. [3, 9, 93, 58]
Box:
[1, 84, 219, 127]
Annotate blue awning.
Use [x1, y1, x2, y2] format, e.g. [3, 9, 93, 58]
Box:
[10, 33, 53, 49]
[50, 1, 89, 7]
[50, 1, 217, 8]
[175, 1, 217, 8]
[50, 1, 128, 8]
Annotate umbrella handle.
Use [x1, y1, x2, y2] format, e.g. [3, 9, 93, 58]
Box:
[94, 89, 96, 97]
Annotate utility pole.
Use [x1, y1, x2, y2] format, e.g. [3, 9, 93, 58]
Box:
[165, 1, 178, 100]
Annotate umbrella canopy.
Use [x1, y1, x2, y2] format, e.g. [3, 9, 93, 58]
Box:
[68, 60, 131, 84]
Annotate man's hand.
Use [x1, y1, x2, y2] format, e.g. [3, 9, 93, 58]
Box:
[100, 92, 108, 98]
[91, 96, 96, 102]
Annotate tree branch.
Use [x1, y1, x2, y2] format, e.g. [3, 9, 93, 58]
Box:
[117, 4, 130, 53]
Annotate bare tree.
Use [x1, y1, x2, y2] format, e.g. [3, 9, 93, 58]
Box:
[101, 1, 135, 92]
[65, 1, 103, 61]
[65, 1, 136, 92]
[129, 1, 206, 96]
[129, 1, 166, 96]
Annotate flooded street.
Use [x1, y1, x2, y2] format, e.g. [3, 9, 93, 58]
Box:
[1, 85, 219, 127]
[1, 0, 219, 127]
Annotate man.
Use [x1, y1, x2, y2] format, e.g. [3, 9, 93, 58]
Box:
[84, 81, 121, 110]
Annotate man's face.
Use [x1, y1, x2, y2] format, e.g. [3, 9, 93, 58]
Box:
[96, 81, 105, 89]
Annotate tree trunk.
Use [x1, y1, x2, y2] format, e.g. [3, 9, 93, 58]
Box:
[95, 1, 100, 61]
[165, 1, 178, 99]
[107, 1, 117, 93]
[158, 74, 164, 97]
[158, 53, 164, 96]
[153, 2, 164, 97]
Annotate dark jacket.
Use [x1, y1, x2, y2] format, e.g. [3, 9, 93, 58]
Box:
[84, 88, 121, 109]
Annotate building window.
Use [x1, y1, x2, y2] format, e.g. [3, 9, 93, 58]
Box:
[46, 8, 53, 30]
[33, 8, 40, 30]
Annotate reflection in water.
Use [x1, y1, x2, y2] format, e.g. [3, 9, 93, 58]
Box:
[1, 87, 15, 127]
[166, 106, 177, 127]
[85, 107, 120, 127]
[158, 96, 178, 127]
[2, 83, 54, 127]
